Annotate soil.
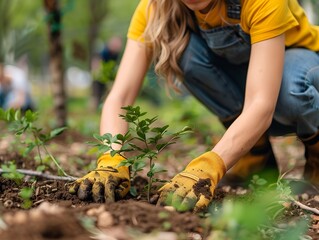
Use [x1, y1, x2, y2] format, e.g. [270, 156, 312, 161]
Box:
[1, 130, 319, 240]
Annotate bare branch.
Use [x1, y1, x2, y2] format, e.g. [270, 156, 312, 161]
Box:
[292, 199, 319, 215]
[0, 169, 77, 181]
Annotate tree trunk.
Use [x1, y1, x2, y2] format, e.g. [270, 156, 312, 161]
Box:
[88, 0, 108, 111]
[0, 0, 11, 62]
[44, 0, 67, 127]
[87, 0, 107, 69]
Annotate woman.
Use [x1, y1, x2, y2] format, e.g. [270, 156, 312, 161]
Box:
[70, 0, 319, 212]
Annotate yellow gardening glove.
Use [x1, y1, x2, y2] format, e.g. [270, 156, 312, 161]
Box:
[69, 153, 130, 202]
[157, 151, 226, 213]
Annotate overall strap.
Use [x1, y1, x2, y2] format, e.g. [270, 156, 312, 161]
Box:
[225, 0, 241, 19]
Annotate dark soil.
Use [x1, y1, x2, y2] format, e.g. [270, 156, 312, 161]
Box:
[1, 130, 319, 239]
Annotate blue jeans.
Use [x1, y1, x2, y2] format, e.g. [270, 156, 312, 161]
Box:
[180, 29, 319, 137]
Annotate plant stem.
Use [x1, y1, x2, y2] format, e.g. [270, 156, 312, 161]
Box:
[42, 144, 72, 178]
[33, 132, 43, 165]
[147, 157, 153, 203]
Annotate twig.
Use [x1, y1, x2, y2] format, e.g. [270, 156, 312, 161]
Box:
[0, 169, 77, 181]
[292, 199, 319, 215]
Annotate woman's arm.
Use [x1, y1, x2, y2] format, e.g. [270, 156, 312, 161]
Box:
[100, 39, 151, 137]
[213, 34, 286, 170]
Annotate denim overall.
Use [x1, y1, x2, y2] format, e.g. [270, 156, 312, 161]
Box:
[179, 0, 319, 137]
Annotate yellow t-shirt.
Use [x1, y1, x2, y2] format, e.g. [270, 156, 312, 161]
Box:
[127, 0, 319, 51]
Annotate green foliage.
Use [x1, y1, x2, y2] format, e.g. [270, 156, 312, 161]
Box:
[93, 60, 117, 84]
[248, 175, 268, 191]
[90, 105, 192, 201]
[19, 187, 34, 209]
[0, 108, 72, 178]
[0, 0, 138, 68]
[208, 177, 309, 240]
[1, 161, 24, 185]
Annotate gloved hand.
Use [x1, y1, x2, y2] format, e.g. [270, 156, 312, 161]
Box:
[157, 151, 226, 213]
[69, 153, 130, 202]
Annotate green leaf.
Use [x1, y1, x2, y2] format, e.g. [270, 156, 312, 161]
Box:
[1, 162, 24, 184]
[93, 133, 103, 141]
[24, 110, 38, 123]
[156, 143, 167, 151]
[110, 150, 118, 157]
[21, 200, 32, 209]
[36, 165, 46, 172]
[97, 145, 112, 154]
[151, 125, 169, 134]
[130, 186, 138, 197]
[101, 133, 113, 143]
[23, 142, 36, 157]
[147, 170, 154, 178]
[181, 126, 192, 132]
[49, 127, 67, 138]
[14, 109, 21, 121]
[256, 178, 267, 186]
[137, 130, 146, 140]
[132, 160, 146, 173]
[116, 134, 125, 141]
[118, 159, 131, 167]
[1, 164, 10, 172]
[152, 164, 167, 174]
[19, 187, 33, 199]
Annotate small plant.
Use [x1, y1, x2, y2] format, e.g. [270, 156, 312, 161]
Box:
[158, 211, 172, 231]
[0, 108, 73, 178]
[248, 174, 268, 191]
[1, 161, 25, 185]
[19, 187, 34, 209]
[208, 176, 310, 240]
[90, 105, 192, 202]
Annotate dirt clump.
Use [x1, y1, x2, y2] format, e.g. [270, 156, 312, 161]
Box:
[1, 203, 90, 240]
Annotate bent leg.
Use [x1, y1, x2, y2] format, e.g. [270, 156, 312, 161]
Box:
[274, 48, 319, 137]
[274, 48, 319, 186]
[179, 32, 246, 120]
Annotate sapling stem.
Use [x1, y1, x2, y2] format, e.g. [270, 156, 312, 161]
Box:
[42, 144, 75, 179]
[147, 157, 154, 203]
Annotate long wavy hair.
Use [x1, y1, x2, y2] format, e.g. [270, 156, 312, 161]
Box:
[143, 0, 197, 92]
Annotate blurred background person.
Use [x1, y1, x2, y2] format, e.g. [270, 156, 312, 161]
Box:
[90, 36, 123, 111]
[0, 63, 34, 112]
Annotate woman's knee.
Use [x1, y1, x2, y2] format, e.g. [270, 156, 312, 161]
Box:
[275, 49, 319, 124]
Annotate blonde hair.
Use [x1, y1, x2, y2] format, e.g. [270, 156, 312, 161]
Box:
[143, 0, 197, 92]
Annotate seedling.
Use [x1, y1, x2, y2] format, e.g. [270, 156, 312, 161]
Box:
[0, 108, 74, 179]
[1, 161, 24, 185]
[248, 175, 268, 191]
[90, 105, 192, 202]
[19, 187, 34, 209]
